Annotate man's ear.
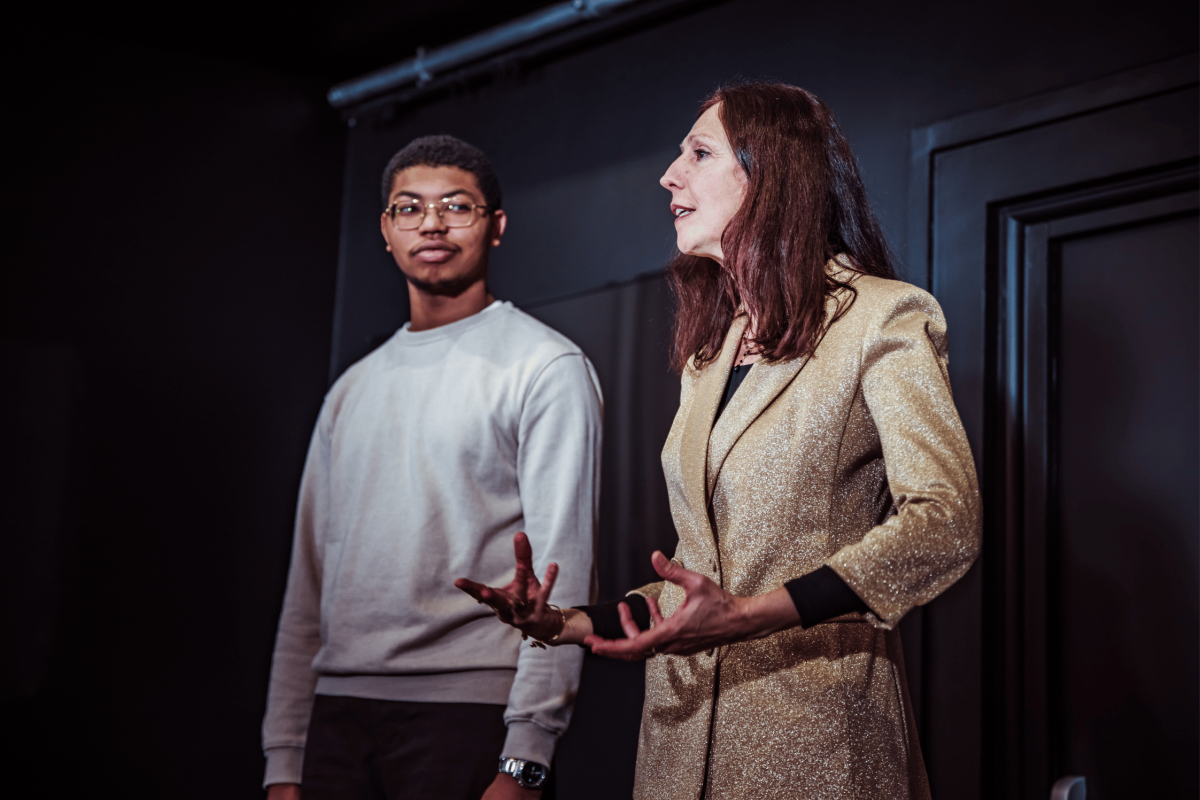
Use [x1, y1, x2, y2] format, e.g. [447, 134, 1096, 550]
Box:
[380, 213, 393, 252]
[490, 209, 508, 246]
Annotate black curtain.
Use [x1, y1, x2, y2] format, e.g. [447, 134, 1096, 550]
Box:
[525, 272, 680, 800]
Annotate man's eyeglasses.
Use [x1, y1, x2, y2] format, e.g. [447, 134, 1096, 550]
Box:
[385, 198, 490, 230]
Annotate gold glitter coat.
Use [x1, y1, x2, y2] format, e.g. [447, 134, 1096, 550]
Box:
[632, 269, 981, 800]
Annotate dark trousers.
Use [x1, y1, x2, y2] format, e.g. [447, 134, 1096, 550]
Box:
[300, 694, 508, 800]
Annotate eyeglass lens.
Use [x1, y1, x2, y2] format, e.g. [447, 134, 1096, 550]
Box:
[391, 200, 480, 229]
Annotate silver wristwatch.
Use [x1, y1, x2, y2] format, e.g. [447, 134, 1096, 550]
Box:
[498, 756, 549, 790]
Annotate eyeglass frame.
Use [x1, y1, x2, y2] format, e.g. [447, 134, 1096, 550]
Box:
[384, 196, 493, 230]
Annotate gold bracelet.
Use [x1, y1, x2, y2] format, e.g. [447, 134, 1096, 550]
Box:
[546, 604, 565, 643]
[528, 605, 566, 649]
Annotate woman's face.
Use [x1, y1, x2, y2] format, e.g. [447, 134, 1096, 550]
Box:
[660, 102, 748, 265]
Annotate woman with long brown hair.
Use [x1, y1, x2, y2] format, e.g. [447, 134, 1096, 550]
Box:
[456, 81, 981, 799]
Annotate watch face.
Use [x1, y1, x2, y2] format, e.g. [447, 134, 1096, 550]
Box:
[519, 761, 547, 787]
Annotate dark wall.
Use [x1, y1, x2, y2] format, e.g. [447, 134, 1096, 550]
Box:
[2, 1, 1195, 798]
[1, 33, 344, 798]
[326, 1, 1196, 797]
[330, 0, 1197, 375]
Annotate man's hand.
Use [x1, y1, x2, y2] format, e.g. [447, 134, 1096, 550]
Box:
[455, 532, 565, 643]
[266, 784, 300, 800]
[481, 772, 542, 799]
[584, 551, 801, 660]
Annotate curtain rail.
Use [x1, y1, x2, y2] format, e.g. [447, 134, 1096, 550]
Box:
[328, 0, 644, 109]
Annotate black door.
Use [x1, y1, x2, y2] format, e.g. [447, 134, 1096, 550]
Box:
[910, 54, 1199, 800]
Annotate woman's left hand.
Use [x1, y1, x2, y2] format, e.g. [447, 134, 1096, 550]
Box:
[583, 551, 800, 660]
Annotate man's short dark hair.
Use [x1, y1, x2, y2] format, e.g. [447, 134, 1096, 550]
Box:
[381, 135, 502, 211]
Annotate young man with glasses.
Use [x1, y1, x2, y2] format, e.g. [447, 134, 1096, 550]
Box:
[262, 136, 602, 800]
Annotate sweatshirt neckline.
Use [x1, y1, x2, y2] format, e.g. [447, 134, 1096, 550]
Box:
[393, 299, 507, 346]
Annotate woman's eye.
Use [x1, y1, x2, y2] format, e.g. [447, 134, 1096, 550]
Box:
[396, 205, 421, 215]
[694, 148, 711, 160]
[445, 202, 470, 212]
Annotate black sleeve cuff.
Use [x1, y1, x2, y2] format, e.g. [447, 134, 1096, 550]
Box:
[784, 565, 870, 628]
[574, 594, 651, 641]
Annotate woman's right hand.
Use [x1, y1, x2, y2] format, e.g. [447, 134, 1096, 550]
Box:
[455, 532, 586, 644]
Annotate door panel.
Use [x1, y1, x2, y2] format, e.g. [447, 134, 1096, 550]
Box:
[1056, 213, 1199, 798]
[910, 54, 1199, 799]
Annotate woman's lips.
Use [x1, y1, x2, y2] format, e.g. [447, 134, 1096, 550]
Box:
[671, 204, 695, 223]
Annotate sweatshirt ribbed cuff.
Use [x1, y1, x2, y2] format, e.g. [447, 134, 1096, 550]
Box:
[501, 720, 558, 767]
[263, 746, 305, 788]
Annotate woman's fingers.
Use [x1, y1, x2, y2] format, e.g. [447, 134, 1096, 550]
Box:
[651, 551, 713, 597]
[478, 587, 513, 619]
[532, 563, 558, 616]
[592, 606, 685, 659]
[585, 627, 668, 660]
[512, 532, 541, 607]
[617, 601, 641, 640]
[454, 578, 519, 620]
[541, 563, 559, 595]
[513, 532, 536, 580]
[454, 577, 488, 602]
[513, 531, 534, 564]
[583, 633, 634, 659]
[512, 567, 530, 608]
[651, 551, 690, 586]
[647, 596, 665, 626]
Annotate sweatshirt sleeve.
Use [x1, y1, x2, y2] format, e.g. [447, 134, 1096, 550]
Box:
[261, 411, 330, 786]
[503, 353, 603, 766]
[826, 287, 982, 629]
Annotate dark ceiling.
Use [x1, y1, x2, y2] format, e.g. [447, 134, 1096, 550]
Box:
[16, 0, 564, 86]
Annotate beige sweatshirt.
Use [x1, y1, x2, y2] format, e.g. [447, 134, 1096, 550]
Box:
[262, 301, 603, 786]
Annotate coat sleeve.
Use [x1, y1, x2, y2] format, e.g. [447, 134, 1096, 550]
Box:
[261, 410, 329, 785]
[825, 286, 982, 629]
[503, 352, 603, 765]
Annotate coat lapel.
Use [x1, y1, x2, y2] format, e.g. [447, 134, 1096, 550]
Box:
[682, 265, 857, 520]
[678, 315, 747, 526]
[705, 351, 808, 500]
[705, 272, 857, 499]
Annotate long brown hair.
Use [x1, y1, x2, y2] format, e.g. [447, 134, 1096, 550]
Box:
[668, 82, 896, 373]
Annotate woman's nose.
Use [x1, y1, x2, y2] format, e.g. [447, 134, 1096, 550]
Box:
[660, 157, 684, 190]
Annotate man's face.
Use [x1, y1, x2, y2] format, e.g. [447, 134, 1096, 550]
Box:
[380, 164, 506, 296]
